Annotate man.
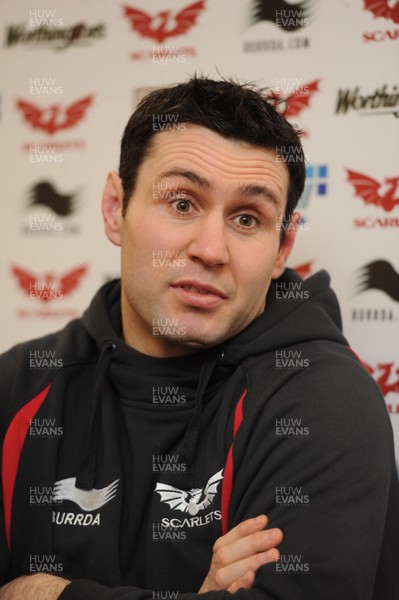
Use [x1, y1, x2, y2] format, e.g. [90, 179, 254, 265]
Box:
[0, 76, 398, 599]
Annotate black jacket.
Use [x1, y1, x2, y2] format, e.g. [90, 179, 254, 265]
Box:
[1, 269, 398, 600]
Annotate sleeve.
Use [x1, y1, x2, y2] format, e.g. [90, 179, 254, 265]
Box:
[223, 354, 399, 599]
[0, 474, 10, 584]
[0, 348, 16, 585]
[59, 581, 227, 600]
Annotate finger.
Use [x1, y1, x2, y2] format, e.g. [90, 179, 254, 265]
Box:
[213, 515, 268, 551]
[215, 527, 283, 567]
[217, 548, 280, 590]
[227, 570, 255, 594]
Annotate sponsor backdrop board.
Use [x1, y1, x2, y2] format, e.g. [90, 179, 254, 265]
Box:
[1, 0, 399, 463]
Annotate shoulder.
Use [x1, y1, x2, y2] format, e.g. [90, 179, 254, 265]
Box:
[236, 344, 395, 492]
[245, 341, 391, 442]
[0, 317, 93, 424]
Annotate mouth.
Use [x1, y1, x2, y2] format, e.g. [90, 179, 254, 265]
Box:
[170, 280, 227, 308]
[172, 280, 227, 297]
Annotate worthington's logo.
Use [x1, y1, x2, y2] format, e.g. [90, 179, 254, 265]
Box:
[5, 20, 106, 50]
[155, 469, 223, 516]
[335, 84, 399, 117]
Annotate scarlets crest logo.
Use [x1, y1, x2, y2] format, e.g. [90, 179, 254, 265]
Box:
[267, 79, 320, 120]
[346, 170, 399, 212]
[16, 95, 93, 134]
[155, 469, 223, 516]
[363, 362, 399, 397]
[364, 0, 399, 23]
[11, 265, 87, 302]
[123, 1, 205, 42]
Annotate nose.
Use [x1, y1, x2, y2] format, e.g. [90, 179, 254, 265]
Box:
[187, 212, 229, 267]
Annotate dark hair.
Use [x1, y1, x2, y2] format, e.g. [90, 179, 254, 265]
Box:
[119, 76, 306, 236]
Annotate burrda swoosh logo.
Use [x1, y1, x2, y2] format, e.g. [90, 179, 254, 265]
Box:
[53, 477, 119, 511]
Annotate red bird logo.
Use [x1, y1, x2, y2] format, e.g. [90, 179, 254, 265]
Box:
[123, 1, 205, 43]
[363, 361, 399, 397]
[364, 0, 399, 24]
[16, 95, 93, 135]
[11, 265, 87, 302]
[267, 79, 320, 120]
[293, 261, 313, 279]
[346, 169, 399, 212]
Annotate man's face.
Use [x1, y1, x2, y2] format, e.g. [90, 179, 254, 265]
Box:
[103, 125, 295, 357]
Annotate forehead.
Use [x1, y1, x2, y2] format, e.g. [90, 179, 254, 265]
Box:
[140, 124, 289, 201]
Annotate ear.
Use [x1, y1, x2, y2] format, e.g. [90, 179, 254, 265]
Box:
[271, 212, 299, 280]
[102, 171, 124, 247]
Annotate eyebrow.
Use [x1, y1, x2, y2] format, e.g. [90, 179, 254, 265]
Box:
[155, 169, 210, 191]
[237, 183, 280, 208]
[155, 169, 280, 208]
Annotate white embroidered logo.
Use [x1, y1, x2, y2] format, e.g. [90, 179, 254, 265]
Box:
[155, 469, 223, 516]
[53, 477, 119, 511]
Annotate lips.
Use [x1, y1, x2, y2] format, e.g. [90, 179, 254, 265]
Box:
[170, 280, 227, 308]
[171, 280, 227, 298]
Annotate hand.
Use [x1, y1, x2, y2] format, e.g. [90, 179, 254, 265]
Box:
[0, 574, 70, 599]
[198, 515, 283, 594]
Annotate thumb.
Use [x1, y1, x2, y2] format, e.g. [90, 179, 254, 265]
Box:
[227, 570, 255, 594]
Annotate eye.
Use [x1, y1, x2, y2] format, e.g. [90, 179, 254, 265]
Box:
[171, 198, 194, 213]
[233, 214, 259, 229]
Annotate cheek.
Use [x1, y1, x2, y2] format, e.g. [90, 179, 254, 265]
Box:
[122, 216, 158, 259]
[243, 266, 271, 297]
[231, 242, 279, 291]
[120, 228, 152, 289]
[124, 205, 183, 255]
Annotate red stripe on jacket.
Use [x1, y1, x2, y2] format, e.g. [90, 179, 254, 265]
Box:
[221, 388, 247, 535]
[2, 385, 51, 550]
